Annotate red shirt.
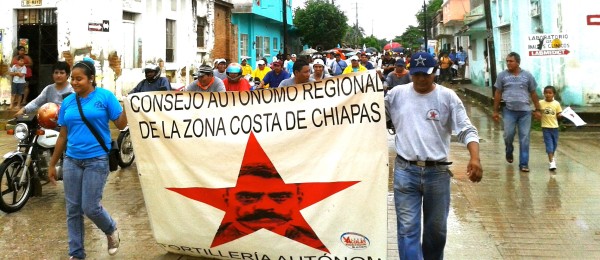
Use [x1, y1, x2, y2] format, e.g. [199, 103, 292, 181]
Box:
[224, 78, 251, 91]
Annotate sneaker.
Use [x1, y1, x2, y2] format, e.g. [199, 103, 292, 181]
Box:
[107, 228, 120, 255]
[549, 160, 557, 171]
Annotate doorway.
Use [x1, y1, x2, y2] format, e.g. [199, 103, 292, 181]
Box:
[16, 9, 58, 103]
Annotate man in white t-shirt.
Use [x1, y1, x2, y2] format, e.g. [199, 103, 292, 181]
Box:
[385, 51, 482, 260]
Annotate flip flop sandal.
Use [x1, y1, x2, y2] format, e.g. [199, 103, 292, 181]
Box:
[520, 166, 530, 172]
[506, 154, 513, 163]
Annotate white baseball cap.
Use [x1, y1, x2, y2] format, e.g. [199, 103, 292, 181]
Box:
[257, 60, 266, 65]
[313, 59, 325, 66]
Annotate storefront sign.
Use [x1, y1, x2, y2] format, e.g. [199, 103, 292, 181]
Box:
[526, 33, 571, 57]
[21, 0, 42, 7]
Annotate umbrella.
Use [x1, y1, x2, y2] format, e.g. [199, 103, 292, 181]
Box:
[365, 47, 378, 54]
[299, 48, 318, 55]
[392, 47, 405, 53]
[383, 42, 402, 50]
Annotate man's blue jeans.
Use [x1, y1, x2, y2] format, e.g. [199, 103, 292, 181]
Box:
[63, 155, 116, 259]
[502, 107, 532, 168]
[394, 156, 451, 260]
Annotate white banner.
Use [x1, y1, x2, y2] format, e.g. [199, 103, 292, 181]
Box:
[124, 71, 389, 259]
[561, 106, 587, 126]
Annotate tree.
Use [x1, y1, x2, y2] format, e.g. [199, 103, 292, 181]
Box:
[294, 0, 348, 50]
[397, 26, 423, 51]
[416, 0, 442, 41]
[361, 36, 384, 52]
[344, 25, 365, 48]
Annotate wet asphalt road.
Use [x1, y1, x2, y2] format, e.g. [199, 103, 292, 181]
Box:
[1, 93, 600, 259]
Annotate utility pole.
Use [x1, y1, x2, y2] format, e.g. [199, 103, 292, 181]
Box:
[282, 0, 288, 56]
[423, 0, 427, 52]
[355, 2, 359, 48]
[483, 0, 497, 99]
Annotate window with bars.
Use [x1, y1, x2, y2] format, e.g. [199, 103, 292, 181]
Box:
[166, 19, 176, 62]
[196, 24, 205, 48]
[240, 34, 249, 57]
[17, 9, 56, 25]
[273, 38, 278, 51]
[499, 26, 511, 69]
[264, 37, 270, 55]
[255, 36, 263, 59]
[196, 17, 207, 48]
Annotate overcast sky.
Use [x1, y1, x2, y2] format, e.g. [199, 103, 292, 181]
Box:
[292, 0, 424, 40]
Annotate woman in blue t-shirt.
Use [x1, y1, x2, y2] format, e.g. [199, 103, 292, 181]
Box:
[48, 58, 127, 259]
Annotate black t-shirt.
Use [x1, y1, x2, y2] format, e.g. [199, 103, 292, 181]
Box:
[381, 58, 396, 76]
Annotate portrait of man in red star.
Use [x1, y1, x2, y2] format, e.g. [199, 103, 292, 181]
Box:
[167, 133, 359, 253]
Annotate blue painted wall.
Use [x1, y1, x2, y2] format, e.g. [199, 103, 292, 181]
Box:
[467, 30, 489, 88]
[233, 0, 294, 68]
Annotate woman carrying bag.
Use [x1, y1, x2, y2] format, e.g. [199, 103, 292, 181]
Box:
[48, 57, 127, 259]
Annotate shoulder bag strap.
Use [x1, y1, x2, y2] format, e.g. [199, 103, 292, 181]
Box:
[76, 95, 109, 153]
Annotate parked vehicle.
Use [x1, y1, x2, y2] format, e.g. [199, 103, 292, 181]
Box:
[0, 103, 63, 213]
[117, 126, 135, 168]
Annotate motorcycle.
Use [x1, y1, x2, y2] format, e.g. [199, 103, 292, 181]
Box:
[116, 85, 169, 167]
[117, 126, 135, 168]
[0, 113, 63, 213]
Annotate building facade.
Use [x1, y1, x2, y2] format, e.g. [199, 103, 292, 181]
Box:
[459, 0, 600, 106]
[231, 0, 293, 68]
[0, 0, 229, 103]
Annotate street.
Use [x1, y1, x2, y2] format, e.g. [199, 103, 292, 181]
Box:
[1, 93, 600, 259]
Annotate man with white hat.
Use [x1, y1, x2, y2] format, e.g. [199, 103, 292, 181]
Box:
[385, 51, 482, 259]
[241, 58, 253, 78]
[309, 59, 330, 80]
[342, 56, 367, 74]
[186, 65, 226, 92]
[250, 59, 271, 83]
[213, 59, 228, 80]
[285, 54, 297, 73]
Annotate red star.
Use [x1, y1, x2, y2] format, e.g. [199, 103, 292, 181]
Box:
[430, 111, 437, 118]
[167, 133, 359, 253]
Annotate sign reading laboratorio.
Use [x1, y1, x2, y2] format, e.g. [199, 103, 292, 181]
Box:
[124, 70, 388, 259]
[21, 0, 42, 7]
[526, 33, 572, 57]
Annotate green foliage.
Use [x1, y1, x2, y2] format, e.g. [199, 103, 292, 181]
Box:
[344, 25, 365, 48]
[416, 0, 442, 39]
[293, 0, 348, 49]
[361, 36, 382, 51]
[397, 26, 423, 51]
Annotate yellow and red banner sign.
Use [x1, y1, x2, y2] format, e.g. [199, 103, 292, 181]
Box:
[124, 71, 388, 259]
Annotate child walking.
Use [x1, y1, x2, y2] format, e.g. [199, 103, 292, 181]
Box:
[9, 56, 27, 110]
[539, 85, 562, 170]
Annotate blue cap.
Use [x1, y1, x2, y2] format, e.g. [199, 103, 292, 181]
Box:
[395, 59, 406, 67]
[409, 52, 436, 75]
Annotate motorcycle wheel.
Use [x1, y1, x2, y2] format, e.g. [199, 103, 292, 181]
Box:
[0, 156, 32, 213]
[117, 130, 135, 168]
